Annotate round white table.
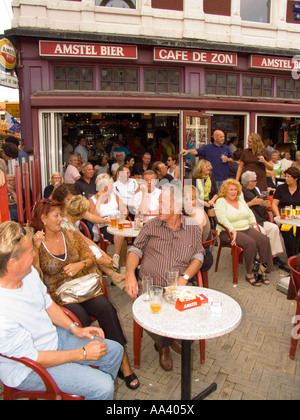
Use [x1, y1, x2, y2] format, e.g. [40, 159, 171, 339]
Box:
[107, 226, 141, 238]
[132, 286, 242, 400]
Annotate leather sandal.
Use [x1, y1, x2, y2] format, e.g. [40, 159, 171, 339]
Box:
[118, 370, 140, 390]
[245, 274, 261, 287]
[261, 274, 270, 285]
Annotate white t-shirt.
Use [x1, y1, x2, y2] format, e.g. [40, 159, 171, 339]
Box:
[0, 267, 57, 387]
[133, 188, 161, 221]
[113, 178, 138, 207]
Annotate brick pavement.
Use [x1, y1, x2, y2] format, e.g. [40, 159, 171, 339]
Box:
[1, 246, 300, 400]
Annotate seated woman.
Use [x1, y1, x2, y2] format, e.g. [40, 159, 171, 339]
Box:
[89, 174, 128, 273]
[183, 185, 213, 273]
[241, 171, 286, 269]
[214, 178, 274, 286]
[43, 172, 64, 199]
[192, 159, 218, 228]
[271, 166, 300, 257]
[62, 194, 126, 287]
[30, 199, 139, 390]
[166, 154, 180, 179]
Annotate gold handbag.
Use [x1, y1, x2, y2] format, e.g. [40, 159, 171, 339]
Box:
[55, 273, 102, 304]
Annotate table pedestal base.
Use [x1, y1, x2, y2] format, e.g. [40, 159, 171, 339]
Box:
[181, 340, 217, 400]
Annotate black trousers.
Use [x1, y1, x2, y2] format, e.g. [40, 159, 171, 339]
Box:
[65, 294, 127, 347]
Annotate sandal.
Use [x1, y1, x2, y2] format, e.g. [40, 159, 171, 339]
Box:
[261, 274, 270, 285]
[245, 274, 261, 287]
[118, 370, 140, 390]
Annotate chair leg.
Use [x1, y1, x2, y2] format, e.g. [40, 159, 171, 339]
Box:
[215, 246, 222, 272]
[231, 247, 240, 285]
[133, 320, 143, 369]
[290, 316, 300, 360]
[199, 340, 205, 364]
[202, 272, 208, 288]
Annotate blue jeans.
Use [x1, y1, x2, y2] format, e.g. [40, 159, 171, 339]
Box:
[17, 327, 124, 400]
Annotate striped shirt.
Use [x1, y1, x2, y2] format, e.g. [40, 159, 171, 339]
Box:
[129, 215, 205, 287]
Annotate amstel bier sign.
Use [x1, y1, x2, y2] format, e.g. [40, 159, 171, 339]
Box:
[0, 38, 17, 72]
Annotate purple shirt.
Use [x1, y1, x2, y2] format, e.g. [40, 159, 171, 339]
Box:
[196, 143, 233, 181]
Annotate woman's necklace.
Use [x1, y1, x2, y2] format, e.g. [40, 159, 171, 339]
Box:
[44, 231, 61, 243]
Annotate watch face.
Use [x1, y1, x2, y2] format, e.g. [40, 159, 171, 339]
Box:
[183, 274, 189, 280]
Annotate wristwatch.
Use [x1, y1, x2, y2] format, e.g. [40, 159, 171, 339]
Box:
[181, 273, 190, 281]
[69, 322, 80, 334]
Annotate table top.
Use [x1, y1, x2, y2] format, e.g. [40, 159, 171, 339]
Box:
[132, 286, 242, 341]
[107, 225, 141, 237]
[274, 216, 300, 227]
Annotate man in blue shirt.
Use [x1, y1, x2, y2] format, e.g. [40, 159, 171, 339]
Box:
[181, 130, 233, 189]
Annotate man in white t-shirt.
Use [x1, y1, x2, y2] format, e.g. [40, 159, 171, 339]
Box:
[133, 170, 161, 221]
[0, 222, 123, 400]
[113, 165, 138, 216]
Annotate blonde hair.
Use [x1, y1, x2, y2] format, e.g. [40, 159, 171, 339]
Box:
[193, 160, 212, 179]
[0, 222, 32, 276]
[218, 179, 242, 200]
[49, 172, 63, 184]
[249, 133, 265, 155]
[95, 173, 112, 191]
[66, 195, 90, 219]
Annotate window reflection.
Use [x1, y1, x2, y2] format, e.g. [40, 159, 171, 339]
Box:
[240, 0, 271, 23]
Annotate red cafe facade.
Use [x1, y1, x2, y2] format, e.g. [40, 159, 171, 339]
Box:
[5, 32, 300, 187]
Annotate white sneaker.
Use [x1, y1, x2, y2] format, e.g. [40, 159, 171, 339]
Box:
[112, 254, 120, 269]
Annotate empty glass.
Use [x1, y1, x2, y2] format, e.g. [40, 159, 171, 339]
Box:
[142, 276, 153, 301]
[166, 269, 179, 287]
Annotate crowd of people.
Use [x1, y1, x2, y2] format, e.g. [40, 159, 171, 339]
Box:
[0, 129, 300, 399]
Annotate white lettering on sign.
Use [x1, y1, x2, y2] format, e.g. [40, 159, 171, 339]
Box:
[39, 41, 137, 60]
[251, 55, 300, 71]
[154, 48, 237, 66]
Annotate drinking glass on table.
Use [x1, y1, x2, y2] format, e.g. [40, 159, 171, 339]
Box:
[149, 286, 163, 314]
[285, 206, 292, 219]
[166, 269, 179, 287]
[110, 214, 118, 228]
[142, 276, 153, 301]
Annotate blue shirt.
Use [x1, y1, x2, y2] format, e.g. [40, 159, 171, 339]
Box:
[196, 143, 233, 181]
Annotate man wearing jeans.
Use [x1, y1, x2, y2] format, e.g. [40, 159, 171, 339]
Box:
[0, 222, 123, 400]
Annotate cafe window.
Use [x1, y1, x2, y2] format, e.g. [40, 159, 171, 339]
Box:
[243, 75, 272, 97]
[54, 67, 94, 90]
[100, 68, 138, 91]
[277, 78, 300, 99]
[95, 0, 136, 8]
[240, 0, 271, 23]
[206, 72, 238, 95]
[144, 69, 181, 93]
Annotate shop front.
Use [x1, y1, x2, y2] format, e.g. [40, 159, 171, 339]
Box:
[10, 35, 300, 189]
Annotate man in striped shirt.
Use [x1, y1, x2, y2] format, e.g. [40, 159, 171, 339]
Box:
[125, 186, 205, 370]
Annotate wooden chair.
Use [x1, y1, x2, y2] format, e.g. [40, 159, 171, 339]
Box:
[133, 271, 207, 368]
[0, 308, 84, 400]
[287, 256, 300, 360]
[214, 218, 244, 285]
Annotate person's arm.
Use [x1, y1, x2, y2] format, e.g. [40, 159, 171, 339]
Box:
[0, 168, 5, 188]
[235, 161, 244, 182]
[124, 251, 140, 299]
[180, 148, 198, 156]
[271, 198, 280, 217]
[177, 258, 202, 286]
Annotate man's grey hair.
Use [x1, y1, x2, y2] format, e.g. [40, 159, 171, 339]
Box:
[241, 170, 257, 187]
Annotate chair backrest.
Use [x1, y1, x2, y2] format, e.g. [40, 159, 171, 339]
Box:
[214, 216, 234, 242]
[288, 256, 300, 304]
[79, 220, 92, 239]
[202, 229, 218, 249]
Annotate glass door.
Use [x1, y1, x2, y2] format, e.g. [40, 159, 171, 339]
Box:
[182, 111, 211, 179]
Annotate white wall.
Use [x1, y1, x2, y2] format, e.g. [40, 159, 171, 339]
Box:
[10, 0, 300, 51]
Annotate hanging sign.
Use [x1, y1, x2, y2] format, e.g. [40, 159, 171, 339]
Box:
[39, 41, 138, 60]
[0, 38, 17, 72]
[154, 47, 237, 66]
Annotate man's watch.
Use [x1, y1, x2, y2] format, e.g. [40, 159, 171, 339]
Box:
[181, 274, 190, 281]
[69, 322, 80, 334]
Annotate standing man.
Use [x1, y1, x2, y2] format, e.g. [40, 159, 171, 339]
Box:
[181, 130, 233, 189]
[75, 162, 97, 199]
[74, 137, 89, 162]
[125, 187, 204, 371]
[0, 222, 123, 400]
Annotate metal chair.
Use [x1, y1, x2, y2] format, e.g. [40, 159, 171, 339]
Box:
[287, 256, 300, 360]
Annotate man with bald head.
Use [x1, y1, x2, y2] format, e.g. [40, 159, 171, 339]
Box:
[181, 130, 233, 189]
